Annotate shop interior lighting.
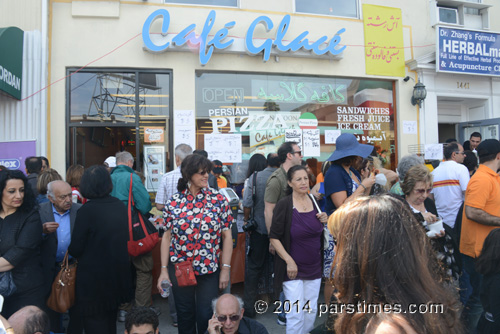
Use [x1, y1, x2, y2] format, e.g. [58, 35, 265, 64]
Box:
[110, 94, 169, 97]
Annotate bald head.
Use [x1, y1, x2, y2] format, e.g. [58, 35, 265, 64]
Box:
[47, 180, 73, 213]
[8, 306, 50, 334]
[212, 294, 244, 334]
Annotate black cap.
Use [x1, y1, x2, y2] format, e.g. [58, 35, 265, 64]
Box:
[212, 160, 223, 173]
[477, 139, 500, 157]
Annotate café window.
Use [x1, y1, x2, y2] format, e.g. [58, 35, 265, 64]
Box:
[295, 0, 358, 18]
[67, 69, 172, 191]
[164, 0, 238, 7]
[195, 71, 397, 172]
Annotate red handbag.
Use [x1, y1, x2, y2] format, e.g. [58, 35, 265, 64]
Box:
[175, 259, 197, 287]
[127, 174, 159, 257]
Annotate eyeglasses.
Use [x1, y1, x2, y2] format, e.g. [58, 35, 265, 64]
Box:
[196, 170, 208, 176]
[216, 314, 240, 322]
[414, 188, 433, 195]
[292, 151, 302, 156]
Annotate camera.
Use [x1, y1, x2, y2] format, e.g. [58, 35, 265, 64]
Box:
[242, 219, 258, 232]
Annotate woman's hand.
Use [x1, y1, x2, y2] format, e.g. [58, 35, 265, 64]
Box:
[316, 212, 328, 224]
[286, 259, 298, 280]
[430, 230, 446, 239]
[219, 266, 230, 290]
[361, 172, 376, 189]
[422, 212, 438, 223]
[157, 269, 171, 294]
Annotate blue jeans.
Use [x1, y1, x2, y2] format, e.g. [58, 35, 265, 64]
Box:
[168, 264, 220, 334]
[461, 254, 483, 334]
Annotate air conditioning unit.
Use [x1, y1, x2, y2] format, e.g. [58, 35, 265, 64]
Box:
[438, 7, 459, 24]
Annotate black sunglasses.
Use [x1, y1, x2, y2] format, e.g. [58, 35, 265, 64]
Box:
[217, 314, 240, 322]
[196, 170, 208, 176]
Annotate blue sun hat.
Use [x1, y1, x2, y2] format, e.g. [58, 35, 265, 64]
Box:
[327, 133, 374, 162]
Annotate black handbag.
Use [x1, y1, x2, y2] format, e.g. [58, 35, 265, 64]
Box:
[0, 271, 16, 297]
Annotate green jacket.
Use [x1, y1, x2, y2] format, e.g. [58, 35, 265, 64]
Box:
[110, 165, 152, 215]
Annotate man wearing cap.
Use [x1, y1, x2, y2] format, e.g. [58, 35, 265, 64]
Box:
[460, 139, 500, 332]
[212, 160, 228, 189]
[104, 156, 116, 173]
[430, 142, 469, 228]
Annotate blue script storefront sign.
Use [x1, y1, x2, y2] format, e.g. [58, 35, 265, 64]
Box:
[437, 26, 500, 76]
[142, 9, 346, 65]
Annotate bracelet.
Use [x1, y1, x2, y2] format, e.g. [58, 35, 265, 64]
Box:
[360, 184, 367, 191]
[161, 266, 167, 268]
[222, 264, 231, 268]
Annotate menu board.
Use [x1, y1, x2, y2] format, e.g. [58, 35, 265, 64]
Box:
[143, 145, 165, 192]
[204, 134, 242, 163]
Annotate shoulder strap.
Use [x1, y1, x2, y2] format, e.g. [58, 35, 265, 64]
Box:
[250, 172, 258, 220]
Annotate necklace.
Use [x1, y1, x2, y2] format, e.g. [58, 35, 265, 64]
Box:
[293, 195, 310, 211]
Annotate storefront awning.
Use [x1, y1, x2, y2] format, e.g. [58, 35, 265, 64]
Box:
[0, 26, 23, 100]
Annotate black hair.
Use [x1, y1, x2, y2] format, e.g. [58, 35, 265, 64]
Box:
[444, 143, 459, 160]
[247, 154, 267, 178]
[277, 142, 297, 165]
[79, 165, 113, 199]
[125, 307, 159, 332]
[462, 150, 478, 172]
[0, 169, 36, 212]
[267, 153, 280, 168]
[193, 149, 208, 158]
[470, 132, 482, 140]
[479, 153, 497, 164]
[463, 140, 471, 151]
[476, 229, 500, 276]
[177, 154, 213, 192]
[25, 156, 42, 174]
[23, 307, 51, 334]
[40, 156, 50, 168]
[286, 165, 308, 195]
[332, 156, 357, 167]
[445, 138, 458, 143]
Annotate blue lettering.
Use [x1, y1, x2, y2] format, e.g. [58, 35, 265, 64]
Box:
[171, 23, 197, 47]
[142, 9, 347, 64]
[142, 9, 171, 52]
[245, 16, 274, 62]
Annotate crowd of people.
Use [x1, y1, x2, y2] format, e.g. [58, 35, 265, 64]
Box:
[0, 130, 499, 334]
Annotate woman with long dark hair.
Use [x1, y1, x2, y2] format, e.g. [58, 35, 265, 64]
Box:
[0, 169, 44, 317]
[157, 154, 234, 334]
[328, 195, 463, 334]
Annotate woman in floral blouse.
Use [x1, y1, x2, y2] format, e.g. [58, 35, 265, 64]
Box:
[157, 154, 233, 334]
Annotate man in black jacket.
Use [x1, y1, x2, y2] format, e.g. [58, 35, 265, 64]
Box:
[39, 180, 81, 332]
[25, 156, 42, 197]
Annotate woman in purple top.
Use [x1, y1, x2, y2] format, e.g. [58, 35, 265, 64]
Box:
[269, 165, 328, 334]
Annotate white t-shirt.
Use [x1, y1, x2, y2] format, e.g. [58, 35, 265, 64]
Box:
[431, 160, 470, 228]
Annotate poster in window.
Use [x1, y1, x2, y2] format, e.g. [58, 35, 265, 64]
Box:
[143, 145, 165, 192]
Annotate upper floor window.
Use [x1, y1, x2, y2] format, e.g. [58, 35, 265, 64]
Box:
[164, 0, 237, 6]
[295, 0, 358, 18]
[431, 0, 490, 30]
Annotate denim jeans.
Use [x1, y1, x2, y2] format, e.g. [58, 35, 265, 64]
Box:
[461, 254, 483, 334]
[168, 264, 220, 334]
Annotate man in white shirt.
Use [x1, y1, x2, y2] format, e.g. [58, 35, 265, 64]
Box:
[430, 142, 470, 228]
[155, 144, 192, 210]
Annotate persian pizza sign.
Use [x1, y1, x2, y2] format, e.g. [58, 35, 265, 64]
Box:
[437, 26, 500, 76]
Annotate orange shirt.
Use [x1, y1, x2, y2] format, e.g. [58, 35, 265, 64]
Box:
[217, 175, 227, 189]
[460, 164, 500, 258]
[316, 172, 324, 185]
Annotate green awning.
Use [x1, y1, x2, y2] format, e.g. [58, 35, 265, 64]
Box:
[0, 26, 24, 100]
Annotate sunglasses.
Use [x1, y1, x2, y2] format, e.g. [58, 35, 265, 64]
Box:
[217, 314, 240, 322]
[414, 188, 433, 195]
[196, 170, 208, 176]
